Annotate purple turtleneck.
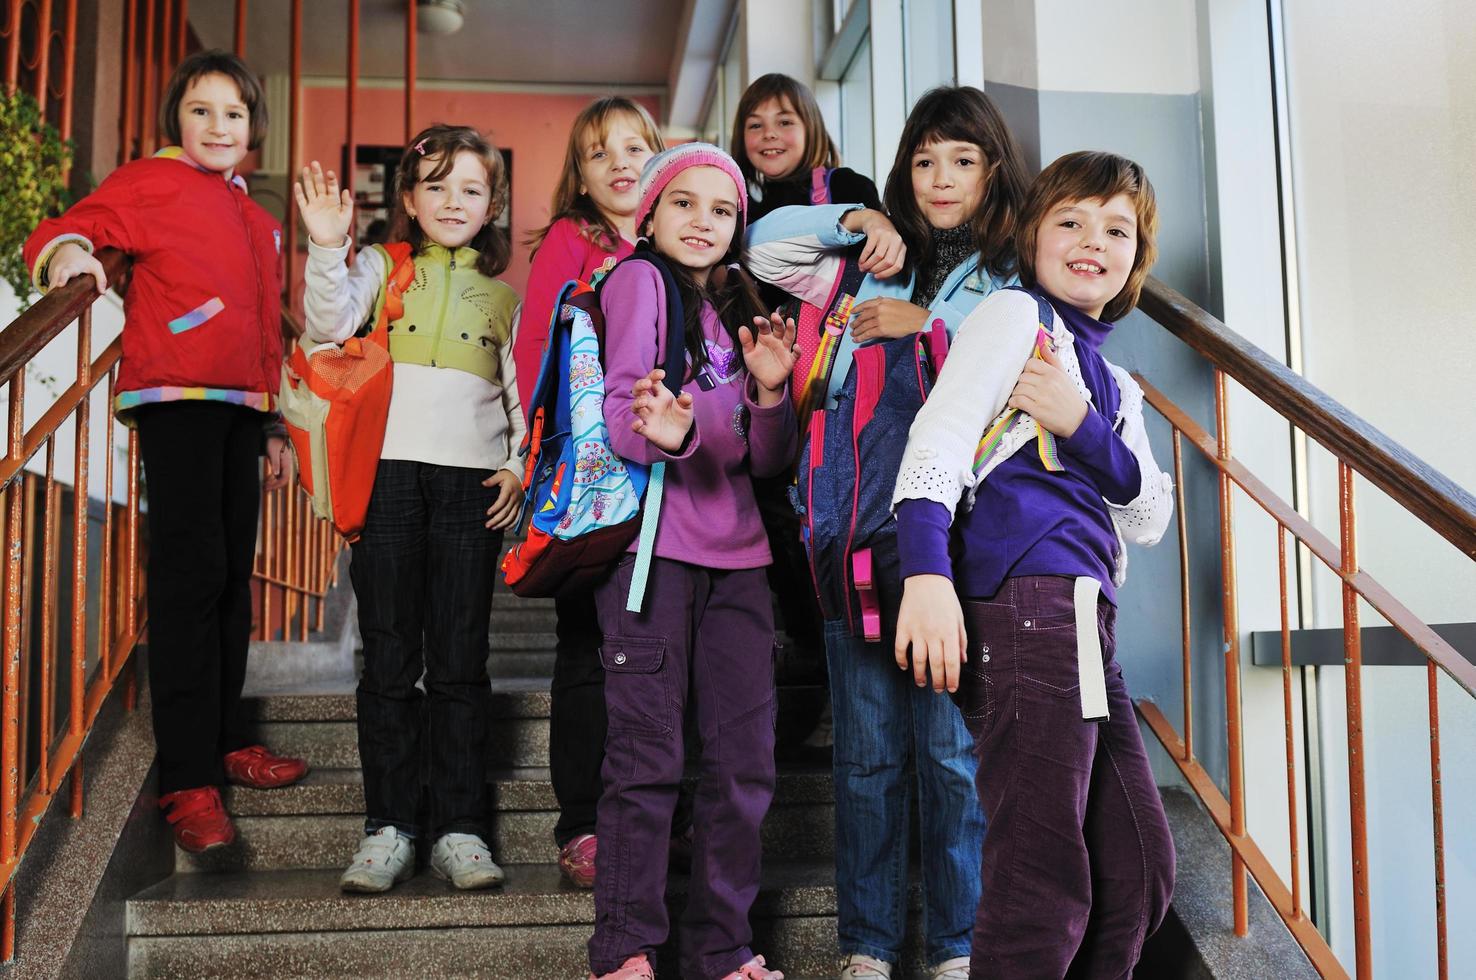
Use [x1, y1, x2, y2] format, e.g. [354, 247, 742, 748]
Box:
[894, 289, 1141, 603]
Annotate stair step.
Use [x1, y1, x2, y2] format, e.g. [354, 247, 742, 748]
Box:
[252, 715, 550, 770]
[489, 630, 558, 651]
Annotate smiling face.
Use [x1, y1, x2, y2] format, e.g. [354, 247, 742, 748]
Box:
[743, 96, 807, 181]
[402, 150, 494, 250]
[910, 139, 990, 230]
[178, 72, 251, 174]
[578, 113, 655, 227]
[1032, 194, 1138, 320]
[644, 166, 740, 285]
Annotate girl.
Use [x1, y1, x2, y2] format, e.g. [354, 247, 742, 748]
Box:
[892, 151, 1177, 977]
[744, 86, 1030, 980]
[25, 49, 307, 854]
[295, 125, 524, 893]
[588, 144, 795, 980]
[515, 97, 673, 890]
[730, 72, 901, 757]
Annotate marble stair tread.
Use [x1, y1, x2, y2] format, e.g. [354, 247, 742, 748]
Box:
[225, 766, 836, 817]
[128, 861, 852, 936]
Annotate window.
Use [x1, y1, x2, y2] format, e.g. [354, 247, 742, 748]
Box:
[839, 34, 873, 177]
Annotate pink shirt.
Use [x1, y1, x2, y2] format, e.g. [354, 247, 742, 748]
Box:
[600, 260, 797, 570]
[515, 217, 631, 415]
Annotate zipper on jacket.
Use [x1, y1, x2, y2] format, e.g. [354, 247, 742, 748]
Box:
[428, 246, 455, 368]
[230, 182, 274, 397]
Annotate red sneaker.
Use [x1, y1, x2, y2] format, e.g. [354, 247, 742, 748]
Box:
[159, 786, 236, 853]
[223, 744, 309, 789]
[558, 833, 597, 888]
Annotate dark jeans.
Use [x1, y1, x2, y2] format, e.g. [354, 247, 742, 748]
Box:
[137, 401, 263, 794]
[351, 459, 501, 840]
[588, 557, 777, 980]
[957, 576, 1175, 979]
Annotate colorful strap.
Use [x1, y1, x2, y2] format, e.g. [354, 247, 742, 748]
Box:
[972, 324, 1065, 476]
[810, 166, 831, 205]
[625, 461, 666, 612]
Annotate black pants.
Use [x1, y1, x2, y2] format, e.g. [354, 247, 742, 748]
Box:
[549, 586, 695, 847]
[136, 401, 262, 794]
[351, 459, 501, 840]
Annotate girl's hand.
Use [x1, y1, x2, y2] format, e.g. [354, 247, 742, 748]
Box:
[294, 161, 355, 248]
[631, 369, 694, 453]
[1007, 343, 1088, 438]
[738, 310, 797, 405]
[47, 242, 108, 294]
[841, 209, 906, 279]
[894, 573, 968, 693]
[849, 297, 929, 343]
[263, 436, 294, 492]
[483, 469, 523, 530]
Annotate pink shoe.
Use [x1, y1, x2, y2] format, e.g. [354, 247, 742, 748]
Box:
[559, 833, 597, 888]
[589, 954, 654, 980]
[720, 955, 784, 979]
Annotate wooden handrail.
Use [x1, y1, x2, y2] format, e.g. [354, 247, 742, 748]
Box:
[0, 250, 128, 385]
[1139, 276, 1476, 561]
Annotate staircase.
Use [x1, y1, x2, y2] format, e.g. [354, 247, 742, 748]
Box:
[120, 588, 931, 978]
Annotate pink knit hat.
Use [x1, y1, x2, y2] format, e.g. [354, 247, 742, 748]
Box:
[636, 142, 748, 229]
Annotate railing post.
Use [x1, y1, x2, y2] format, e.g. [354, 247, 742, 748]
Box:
[1214, 370, 1249, 937]
[141, 0, 156, 155]
[346, 0, 358, 195]
[284, 0, 300, 304]
[1173, 430, 1192, 760]
[233, 0, 246, 57]
[1277, 528, 1302, 919]
[1338, 462, 1372, 978]
[403, 0, 415, 144]
[1, 371, 26, 963]
[69, 307, 91, 816]
[120, 0, 138, 165]
[33, 0, 54, 109]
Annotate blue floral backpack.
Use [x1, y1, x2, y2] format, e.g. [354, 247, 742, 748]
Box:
[500, 253, 685, 611]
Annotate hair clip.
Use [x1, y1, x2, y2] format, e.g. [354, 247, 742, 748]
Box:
[414, 139, 428, 155]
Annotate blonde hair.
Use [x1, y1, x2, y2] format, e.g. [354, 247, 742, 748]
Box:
[527, 97, 665, 256]
[1015, 151, 1159, 323]
[729, 73, 839, 185]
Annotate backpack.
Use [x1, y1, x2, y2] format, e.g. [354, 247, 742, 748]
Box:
[278, 242, 414, 542]
[500, 253, 686, 609]
[792, 284, 951, 642]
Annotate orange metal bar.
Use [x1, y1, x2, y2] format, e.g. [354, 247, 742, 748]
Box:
[1172, 430, 1191, 760]
[32, 0, 53, 105]
[1213, 370, 1248, 937]
[1, 373, 26, 928]
[4, 0, 21, 92]
[141, 0, 156, 154]
[284, 0, 300, 303]
[39, 443, 58, 792]
[120, 0, 138, 165]
[346, 0, 358, 195]
[98, 370, 116, 678]
[1428, 661, 1448, 980]
[69, 307, 91, 815]
[58, 0, 77, 168]
[404, 0, 415, 144]
[1338, 462, 1372, 979]
[233, 0, 245, 57]
[174, 0, 187, 62]
[1277, 528, 1302, 918]
[284, 477, 298, 634]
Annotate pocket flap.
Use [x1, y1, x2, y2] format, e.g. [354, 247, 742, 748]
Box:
[600, 635, 665, 673]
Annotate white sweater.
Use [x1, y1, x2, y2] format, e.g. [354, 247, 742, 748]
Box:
[302, 239, 525, 476]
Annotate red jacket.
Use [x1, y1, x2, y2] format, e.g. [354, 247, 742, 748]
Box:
[24, 148, 284, 415]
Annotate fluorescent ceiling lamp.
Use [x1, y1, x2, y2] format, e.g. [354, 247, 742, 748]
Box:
[417, 0, 465, 35]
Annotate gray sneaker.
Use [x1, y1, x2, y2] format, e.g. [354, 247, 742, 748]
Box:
[340, 826, 415, 893]
[430, 832, 505, 890]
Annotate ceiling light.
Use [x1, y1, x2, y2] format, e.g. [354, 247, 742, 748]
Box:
[416, 0, 465, 35]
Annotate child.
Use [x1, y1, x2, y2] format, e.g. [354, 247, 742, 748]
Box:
[892, 151, 1177, 977]
[729, 72, 902, 757]
[744, 86, 1031, 980]
[516, 97, 672, 889]
[295, 125, 524, 893]
[24, 50, 308, 853]
[589, 144, 796, 980]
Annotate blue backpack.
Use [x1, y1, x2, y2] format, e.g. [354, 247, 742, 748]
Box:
[500, 253, 686, 611]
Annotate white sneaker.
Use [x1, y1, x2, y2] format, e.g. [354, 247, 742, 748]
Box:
[839, 953, 891, 979]
[339, 826, 415, 893]
[929, 957, 970, 980]
[430, 832, 505, 889]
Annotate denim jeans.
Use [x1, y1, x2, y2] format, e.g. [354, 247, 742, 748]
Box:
[350, 459, 501, 840]
[825, 620, 983, 967]
[958, 576, 1174, 978]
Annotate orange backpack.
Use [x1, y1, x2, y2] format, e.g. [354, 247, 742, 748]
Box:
[279, 242, 414, 541]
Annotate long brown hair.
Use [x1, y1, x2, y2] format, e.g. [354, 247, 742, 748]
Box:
[526, 97, 665, 256]
[882, 86, 1029, 282]
[729, 73, 840, 187]
[1015, 151, 1159, 323]
[388, 124, 510, 278]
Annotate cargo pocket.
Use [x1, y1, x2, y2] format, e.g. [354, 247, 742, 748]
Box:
[600, 635, 675, 736]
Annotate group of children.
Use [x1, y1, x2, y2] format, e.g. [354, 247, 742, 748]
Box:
[25, 49, 1176, 980]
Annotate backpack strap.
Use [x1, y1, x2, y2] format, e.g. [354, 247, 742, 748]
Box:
[971, 288, 1065, 476]
[608, 252, 688, 613]
[809, 166, 832, 206]
[368, 241, 416, 347]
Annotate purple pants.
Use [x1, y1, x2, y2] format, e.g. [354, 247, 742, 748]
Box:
[956, 576, 1174, 979]
[589, 557, 777, 980]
